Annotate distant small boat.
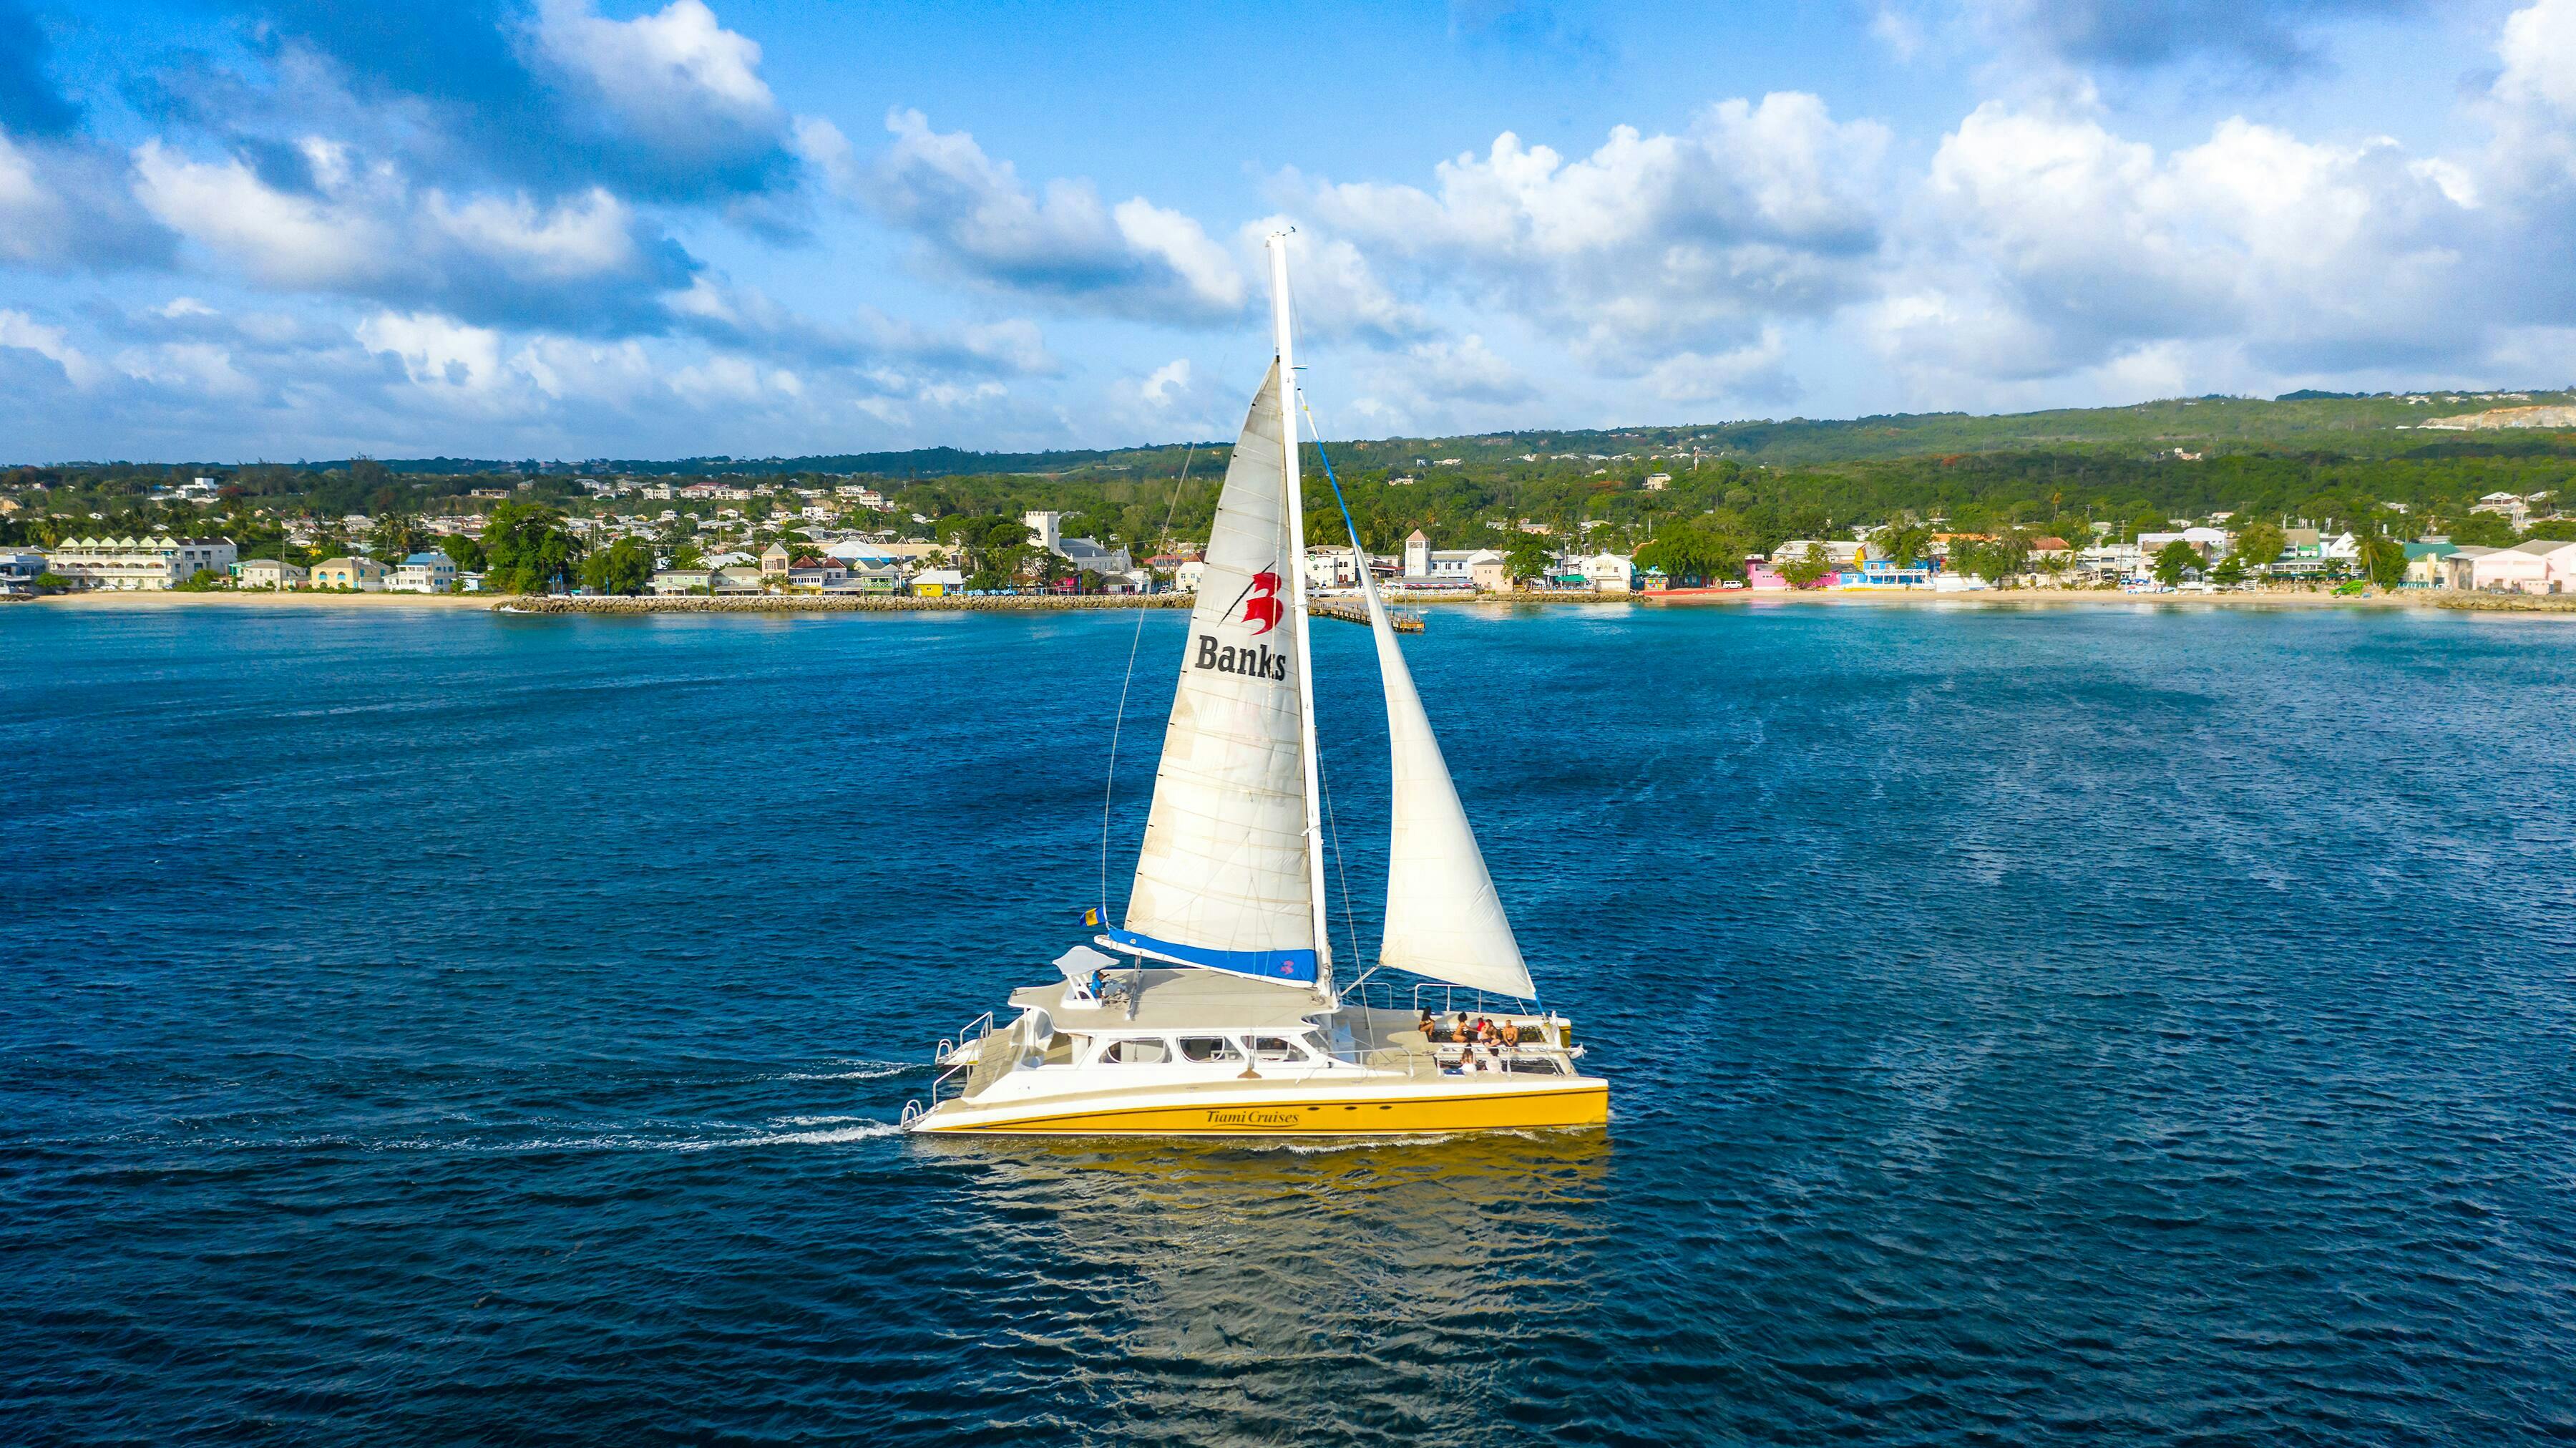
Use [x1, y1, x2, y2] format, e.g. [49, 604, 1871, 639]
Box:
[904, 238, 1606, 1137]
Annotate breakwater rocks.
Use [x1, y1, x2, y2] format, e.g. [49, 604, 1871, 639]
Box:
[2430, 591, 2576, 612]
[496, 593, 1194, 616]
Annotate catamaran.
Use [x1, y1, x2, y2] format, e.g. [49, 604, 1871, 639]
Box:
[902, 236, 1609, 1137]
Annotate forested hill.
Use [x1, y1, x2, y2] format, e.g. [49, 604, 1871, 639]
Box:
[268, 387, 2575, 479]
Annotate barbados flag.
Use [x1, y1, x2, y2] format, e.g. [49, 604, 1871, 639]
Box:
[1080, 906, 1101, 928]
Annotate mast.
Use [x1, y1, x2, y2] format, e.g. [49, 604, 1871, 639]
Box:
[1268, 232, 1334, 1002]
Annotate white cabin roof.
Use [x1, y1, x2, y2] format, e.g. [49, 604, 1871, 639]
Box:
[1008, 968, 1322, 1032]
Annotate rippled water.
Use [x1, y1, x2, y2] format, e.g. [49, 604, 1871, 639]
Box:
[5, 601, 2573, 1443]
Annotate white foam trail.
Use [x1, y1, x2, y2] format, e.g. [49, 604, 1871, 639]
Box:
[774, 1061, 916, 1082]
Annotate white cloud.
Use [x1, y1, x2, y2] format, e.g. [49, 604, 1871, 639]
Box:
[112, 341, 260, 401]
[421, 187, 640, 281]
[1112, 198, 1246, 312]
[1640, 329, 1794, 403]
[1876, 102, 2488, 390]
[1237, 219, 1435, 344]
[0, 309, 103, 387]
[1136, 358, 1191, 407]
[128, 139, 684, 326]
[357, 311, 509, 394]
[1340, 334, 1538, 432]
[133, 139, 396, 289]
[2498, 0, 2576, 113]
[857, 108, 1248, 321]
[1294, 93, 1890, 367]
[532, 0, 779, 127]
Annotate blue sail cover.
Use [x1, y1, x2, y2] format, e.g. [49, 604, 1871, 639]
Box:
[1096, 928, 1319, 986]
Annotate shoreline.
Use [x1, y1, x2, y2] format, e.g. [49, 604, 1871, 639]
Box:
[16, 587, 2575, 616]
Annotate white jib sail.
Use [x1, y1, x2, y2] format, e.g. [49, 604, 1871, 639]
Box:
[1122, 361, 1317, 964]
[1356, 565, 1537, 1000]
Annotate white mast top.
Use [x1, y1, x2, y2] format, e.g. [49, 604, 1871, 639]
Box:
[1267, 233, 1334, 999]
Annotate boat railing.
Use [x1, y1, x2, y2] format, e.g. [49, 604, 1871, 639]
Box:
[930, 1011, 996, 1106]
[1342, 978, 1516, 1021]
[958, 1010, 1044, 1100]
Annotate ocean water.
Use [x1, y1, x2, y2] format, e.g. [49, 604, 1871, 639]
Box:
[4, 600, 2572, 1444]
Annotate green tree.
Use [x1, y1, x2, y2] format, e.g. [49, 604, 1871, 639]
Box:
[1503, 531, 1552, 583]
[482, 502, 580, 593]
[175, 568, 227, 591]
[1778, 545, 1836, 587]
[2152, 539, 2201, 586]
[2444, 510, 2517, 547]
[370, 512, 429, 562]
[1879, 523, 1934, 567]
[2356, 534, 2406, 588]
[1952, 530, 2032, 582]
[580, 537, 655, 596]
[439, 534, 487, 572]
[2230, 522, 2285, 576]
[1634, 518, 1742, 585]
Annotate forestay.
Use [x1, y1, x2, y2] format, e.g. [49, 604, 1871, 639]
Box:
[1112, 361, 1321, 986]
[1355, 560, 1537, 1000]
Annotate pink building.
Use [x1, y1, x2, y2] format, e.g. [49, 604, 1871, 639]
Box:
[2454, 538, 2576, 593]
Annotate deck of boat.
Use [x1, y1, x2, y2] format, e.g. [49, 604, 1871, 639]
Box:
[1009, 967, 1323, 1031]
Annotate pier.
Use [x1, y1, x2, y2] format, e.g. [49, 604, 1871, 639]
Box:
[1309, 598, 1425, 632]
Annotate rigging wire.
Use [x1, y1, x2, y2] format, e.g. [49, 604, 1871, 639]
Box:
[1098, 443, 1197, 923]
[1296, 396, 1377, 998]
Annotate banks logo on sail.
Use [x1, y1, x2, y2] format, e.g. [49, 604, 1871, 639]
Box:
[1192, 566, 1289, 680]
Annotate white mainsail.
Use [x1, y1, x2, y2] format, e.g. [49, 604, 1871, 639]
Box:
[1116, 360, 1322, 983]
[1352, 501, 1538, 1001]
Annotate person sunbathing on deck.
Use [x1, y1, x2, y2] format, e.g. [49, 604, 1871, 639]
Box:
[1499, 1020, 1521, 1049]
[1418, 1011, 1440, 1041]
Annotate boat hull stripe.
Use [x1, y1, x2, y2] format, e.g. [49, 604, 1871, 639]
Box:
[911, 1083, 1609, 1136]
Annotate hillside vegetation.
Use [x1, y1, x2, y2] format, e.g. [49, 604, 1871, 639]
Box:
[9, 390, 2575, 566]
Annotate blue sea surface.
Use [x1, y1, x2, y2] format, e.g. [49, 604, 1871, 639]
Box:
[4, 601, 2573, 1444]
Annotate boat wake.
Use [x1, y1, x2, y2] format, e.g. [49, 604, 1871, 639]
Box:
[773, 1059, 919, 1082]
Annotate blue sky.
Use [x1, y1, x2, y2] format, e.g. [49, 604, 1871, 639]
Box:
[3, 0, 2572, 461]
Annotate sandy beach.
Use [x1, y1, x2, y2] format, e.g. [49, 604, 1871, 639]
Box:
[28, 590, 502, 611]
[16, 586, 2574, 616]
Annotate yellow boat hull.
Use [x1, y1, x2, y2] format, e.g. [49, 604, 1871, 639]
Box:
[911, 1080, 1609, 1137]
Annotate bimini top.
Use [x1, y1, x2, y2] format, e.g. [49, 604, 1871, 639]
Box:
[1008, 968, 1324, 1033]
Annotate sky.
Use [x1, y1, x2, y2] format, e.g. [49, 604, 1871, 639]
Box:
[4, 0, 2575, 462]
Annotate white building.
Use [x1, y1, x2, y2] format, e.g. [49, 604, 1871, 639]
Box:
[2471, 492, 2533, 530]
[1024, 510, 1131, 575]
[2138, 527, 2233, 558]
[391, 551, 458, 593]
[1304, 545, 1363, 588]
[1175, 560, 1208, 593]
[1400, 529, 1487, 586]
[44, 535, 238, 590]
[1576, 552, 1636, 592]
[235, 558, 308, 590]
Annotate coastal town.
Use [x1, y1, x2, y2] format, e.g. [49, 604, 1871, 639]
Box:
[9, 492, 2572, 603]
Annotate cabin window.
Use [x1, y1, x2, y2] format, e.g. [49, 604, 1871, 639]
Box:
[1103, 1038, 1167, 1064]
[1244, 1035, 1308, 1062]
[1176, 1036, 1242, 1063]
